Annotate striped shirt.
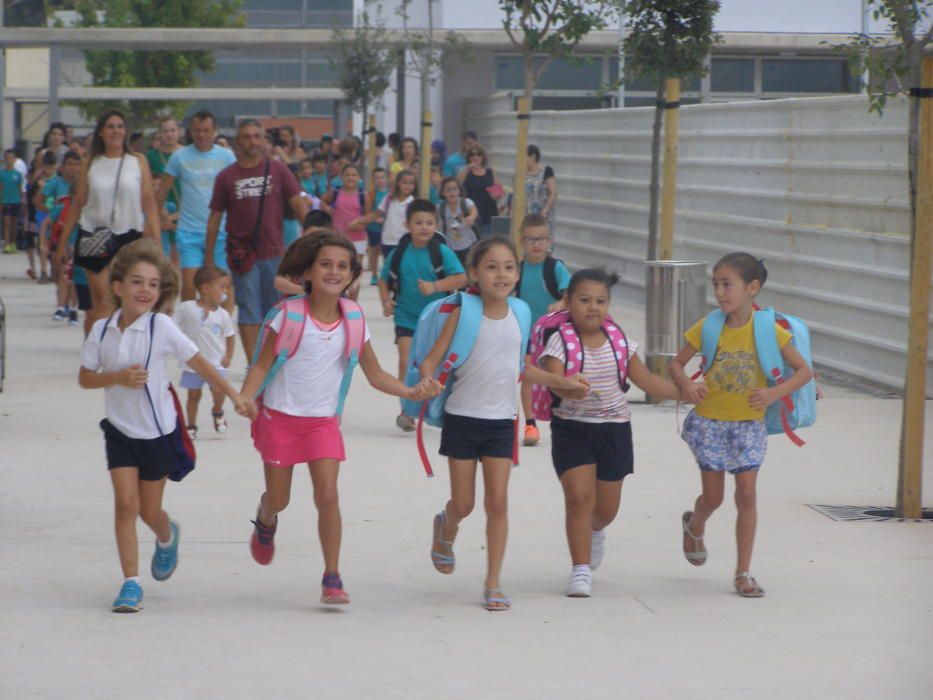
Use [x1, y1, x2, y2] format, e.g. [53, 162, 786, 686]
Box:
[541, 332, 638, 423]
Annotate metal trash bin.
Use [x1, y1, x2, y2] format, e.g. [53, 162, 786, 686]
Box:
[644, 260, 708, 402]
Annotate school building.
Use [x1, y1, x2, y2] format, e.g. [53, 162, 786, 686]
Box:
[0, 0, 890, 150]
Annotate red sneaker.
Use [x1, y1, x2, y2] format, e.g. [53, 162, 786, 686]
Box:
[249, 512, 277, 565]
[26, 268, 37, 280]
[321, 572, 350, 605]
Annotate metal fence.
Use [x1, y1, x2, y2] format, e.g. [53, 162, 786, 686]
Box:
[466, 93, 928, 394]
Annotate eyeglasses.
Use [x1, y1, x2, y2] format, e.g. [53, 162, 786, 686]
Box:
[522, 236, 550, 244]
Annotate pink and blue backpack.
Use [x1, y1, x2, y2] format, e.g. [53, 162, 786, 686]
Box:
[527, 310, 631, 421]
[695, 307, 817, 446]
[252, 295, 366, 418]
[401, 291, 532, 477]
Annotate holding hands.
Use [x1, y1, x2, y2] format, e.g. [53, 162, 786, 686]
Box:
[408, 377, 444, 401]
[232, 394, 258, 420]
[681, 381, 708, 404]
[555, 373, 591, 401]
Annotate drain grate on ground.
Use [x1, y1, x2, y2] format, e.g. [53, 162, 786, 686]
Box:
[808, 504, 933, 523]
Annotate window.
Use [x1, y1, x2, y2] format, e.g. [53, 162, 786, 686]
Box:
[495, 56, 604, 91]
[762, 59, 856, 94]
[711, 58, 755, 93]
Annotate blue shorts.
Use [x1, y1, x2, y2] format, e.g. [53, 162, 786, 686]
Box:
[180, 368, 227, 390]
[232, 257, 281, 325]
[367, 225, 382, 247]
[161, 230, 176, 258]
[177, 228, 227, 270]
[440, 412, 514, 461]
[681, 411, 767, 474]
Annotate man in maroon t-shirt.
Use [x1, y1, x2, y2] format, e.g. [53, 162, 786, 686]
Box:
[206, 119, 309, 359]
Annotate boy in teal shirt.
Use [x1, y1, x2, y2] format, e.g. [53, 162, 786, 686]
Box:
[1, 149, 24, 254]
[516, 213, 571, 446]
[379, 198, 467, 431]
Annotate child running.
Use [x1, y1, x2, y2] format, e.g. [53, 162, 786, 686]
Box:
[174, 266, 236, 440]
[375, 168, 417, 260]
[516, 213, 571, 446]
[420, 236, 590, 611]
[436, 176, 478, 265]
[241, 234, 441, 605]
[78, 239, 252, 613]
[378, 198, 467, 431]
[365, 166, 389, 285]
[669, 253, 811, 598]
[537, 269, 685, 597]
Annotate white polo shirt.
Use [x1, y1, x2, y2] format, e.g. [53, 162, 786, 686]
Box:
[81, 310, 198, 439]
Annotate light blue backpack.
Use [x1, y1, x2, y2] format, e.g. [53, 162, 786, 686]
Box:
[402, 291, 532, 476]
[698, 307, 817, 446]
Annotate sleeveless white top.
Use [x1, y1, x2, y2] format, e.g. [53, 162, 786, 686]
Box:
[79, 154, 144, 234]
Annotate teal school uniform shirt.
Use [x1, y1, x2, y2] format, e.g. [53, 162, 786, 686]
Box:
[443, 152, 466, 178]
[310, 173, 329, 198]
[42, 175, 71, 221]
[367, 189, 388, 234]
[380, 243, 465, 330]
[517, 257, 571, 322]
[0, 168, 24, 205]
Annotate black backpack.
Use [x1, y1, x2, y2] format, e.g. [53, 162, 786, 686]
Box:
[386, 231, 449, 298]
[517, 255, 562, 301]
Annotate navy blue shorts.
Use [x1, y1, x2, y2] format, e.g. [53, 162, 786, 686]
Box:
[394, 325, 414, 344]
[366, 226, 382, 247]
[440, 412, 514, 461]
[100, 419, 174, 481]
[550, 416, 634, 482]
[75, 283, 91, 311]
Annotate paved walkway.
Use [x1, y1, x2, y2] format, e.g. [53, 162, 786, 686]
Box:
[1, 252, 931, 699]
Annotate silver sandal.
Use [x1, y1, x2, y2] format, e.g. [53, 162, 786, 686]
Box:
[682, 511, 707, 566]
[734, 572, 765, 598]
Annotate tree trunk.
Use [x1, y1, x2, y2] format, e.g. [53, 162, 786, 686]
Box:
[419, 76, 432, 200]
[646, 78, 666, 261]
[510, 58, 535, 248]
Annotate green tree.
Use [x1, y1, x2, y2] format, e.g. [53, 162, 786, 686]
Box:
[329, 7, 399, 185]
[621, 0, 721, 260]
[397, 0, 472, 196]
[500, 0, 617, 242]
[72, 0, 244, 130]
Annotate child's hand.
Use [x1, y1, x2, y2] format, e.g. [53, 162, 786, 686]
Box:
[381, 298, 396, 317]
[557, 374, 590, 401]
[233, 395, 257, 420]
[417, 377, 444, 399]
[221, 355, 232, 369]
[348, 217, 365, 231]
[119, 364, 149, 389]
[417, 279, 437, 296]
[547, 299, 565, 313]
[681, 381, 708, 404]
[748, 387, 778, 410]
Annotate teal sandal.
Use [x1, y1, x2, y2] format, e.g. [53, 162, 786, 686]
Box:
[483, 588, 511, 611]
[431, 512, 455, 574]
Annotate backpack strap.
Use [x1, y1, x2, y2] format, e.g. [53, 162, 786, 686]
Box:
[600, 316, 631, 391]
[252, 295, 308, 399]
[506, 297, 533, 466]
[753, 307, 804, 446]
[387, 233, 412, 298]
[543, 256, 561, 301]
[693, 309, 726, 380]
[334, 297, 366, 418]
[429, 233, 447, 281]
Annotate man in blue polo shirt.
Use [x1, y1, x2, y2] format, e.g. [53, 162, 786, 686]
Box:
[160, 110, 236, 300]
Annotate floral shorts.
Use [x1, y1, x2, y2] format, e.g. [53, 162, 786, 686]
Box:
[681, 411, 767, 474]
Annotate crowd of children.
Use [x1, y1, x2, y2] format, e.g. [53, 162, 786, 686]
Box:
[30, 116, 814, 614]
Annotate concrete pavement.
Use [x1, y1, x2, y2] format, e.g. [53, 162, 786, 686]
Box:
[1, 251, 931, 700]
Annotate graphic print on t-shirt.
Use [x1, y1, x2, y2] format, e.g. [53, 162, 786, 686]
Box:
[708, 349, 758, 395]
[234, 175, 273, 200]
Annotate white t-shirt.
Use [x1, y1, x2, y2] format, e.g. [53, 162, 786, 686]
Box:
[261, 311, 371, 417]
[541, 332, 638, 423]
[81, 311, 198, 439]
[379, 194, 414, 246]
[445, 310, 522, 420]
[174, 300, 236, 370]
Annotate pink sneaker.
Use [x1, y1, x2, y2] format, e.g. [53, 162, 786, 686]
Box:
[321, 572, 350, 605]
[249, 512, 276, 565]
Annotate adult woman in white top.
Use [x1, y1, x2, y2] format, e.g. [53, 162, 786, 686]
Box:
[56, 109, 161, 327]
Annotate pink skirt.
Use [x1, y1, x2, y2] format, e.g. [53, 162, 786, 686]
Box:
[251, 406, 346, 467]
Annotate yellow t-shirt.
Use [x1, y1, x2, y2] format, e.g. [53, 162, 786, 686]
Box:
[684, 312, 793, 422]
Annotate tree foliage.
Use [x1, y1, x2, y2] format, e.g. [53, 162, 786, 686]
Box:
[501, 0, 617, 98]
[329, 8, 399, 119]
[397, 0, 473, 88]
[71, 0, 245, 129]
[620, 0, 721, 260]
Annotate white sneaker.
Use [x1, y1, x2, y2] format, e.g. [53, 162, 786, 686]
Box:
[590, 529, 606, 571]
[566, 568, 592, 598]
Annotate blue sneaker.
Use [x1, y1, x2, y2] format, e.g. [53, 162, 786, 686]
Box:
[112, 580, 143, 612]
[151, 520, 180, 581]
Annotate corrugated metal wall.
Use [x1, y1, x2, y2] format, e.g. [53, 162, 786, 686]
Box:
[467, 93, 929, 393]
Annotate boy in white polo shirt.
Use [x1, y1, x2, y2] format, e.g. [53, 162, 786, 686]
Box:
[174, 266, 236, 439]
